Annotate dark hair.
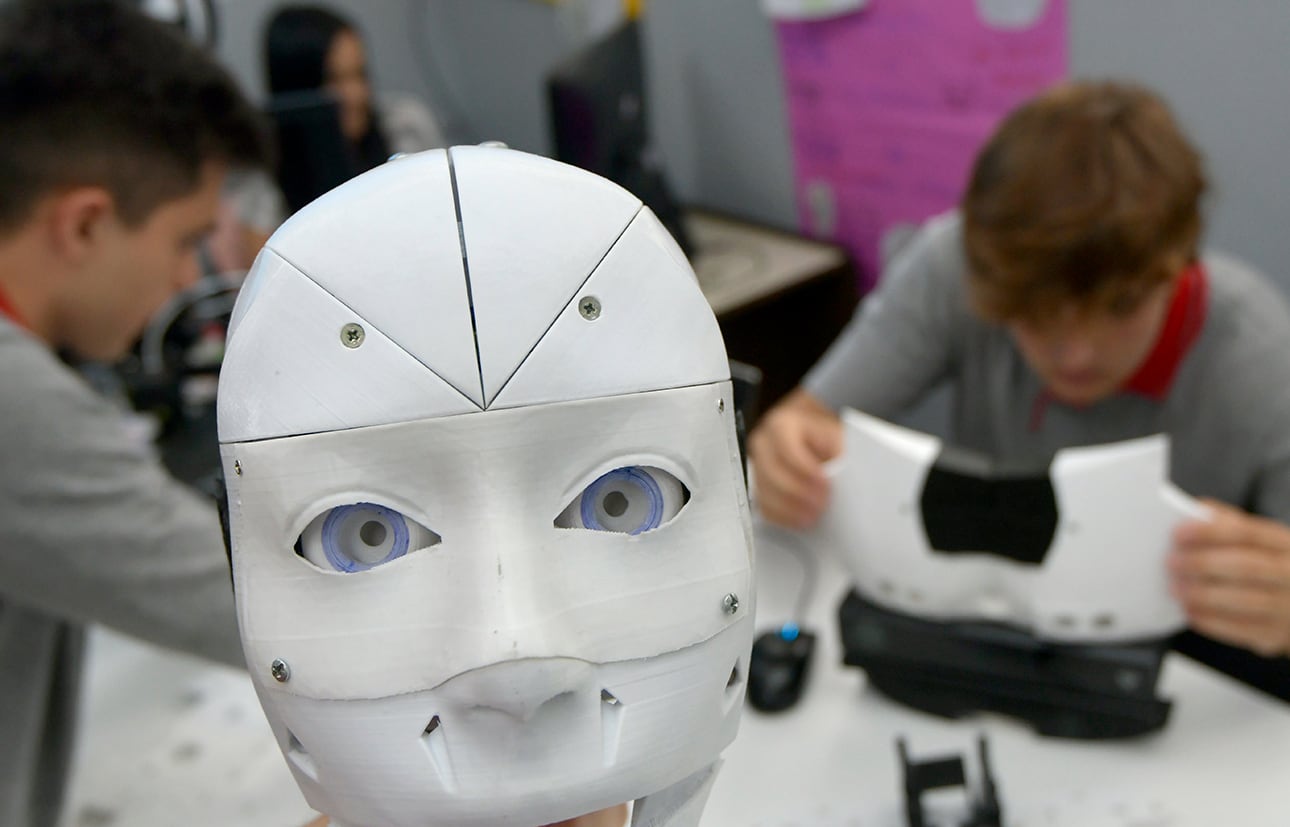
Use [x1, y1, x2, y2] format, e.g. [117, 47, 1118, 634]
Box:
[962, 80, 1208, 322]
[264, 5, 390, 172]
[265, 5, 351, 96]
[0, 0, 272, 233]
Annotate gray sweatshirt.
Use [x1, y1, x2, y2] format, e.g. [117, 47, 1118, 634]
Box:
[805, 212, 1290, 522]
[0, 316, 244, 827]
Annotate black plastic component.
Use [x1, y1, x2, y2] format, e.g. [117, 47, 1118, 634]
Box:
[920, 448, 1058, 565]
[729, 359, 763, 487]
[898, 736, 1002, 827]
[267, 90, 357, 215]
[547, 20, 694, 257]
[839, 589, 1172, 739]
[747, 626, 816, 713]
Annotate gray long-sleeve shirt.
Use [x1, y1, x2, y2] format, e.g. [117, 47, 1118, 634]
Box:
[805, 212, 1290, 523]
[804, 212, 1290, 696]
[0, 316, 244, 827]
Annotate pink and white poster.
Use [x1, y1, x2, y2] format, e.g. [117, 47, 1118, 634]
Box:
[774, 0, 1069, 290]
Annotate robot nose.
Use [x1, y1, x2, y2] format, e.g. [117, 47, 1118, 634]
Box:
[437, 657, 595, 721]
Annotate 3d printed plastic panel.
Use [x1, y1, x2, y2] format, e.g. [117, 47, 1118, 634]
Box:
[223, 381, 754, 699]
[814, 409, 1206, 642]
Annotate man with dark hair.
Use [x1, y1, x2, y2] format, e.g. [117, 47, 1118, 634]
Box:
[750, 81, 1290, 687]
[0, 1, 272, 824]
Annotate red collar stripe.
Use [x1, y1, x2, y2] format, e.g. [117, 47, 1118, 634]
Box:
[0, 284, 29, 330]
[1122, 262, 1209, 400]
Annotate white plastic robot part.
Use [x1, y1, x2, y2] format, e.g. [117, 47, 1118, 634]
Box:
[814, 409, 1206, 643]
[219, 146, 729, 442]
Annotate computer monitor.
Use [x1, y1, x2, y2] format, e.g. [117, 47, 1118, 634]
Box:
[547, 20, 694, 257]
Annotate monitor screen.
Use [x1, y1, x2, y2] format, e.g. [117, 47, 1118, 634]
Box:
[547, 20, 694, 257]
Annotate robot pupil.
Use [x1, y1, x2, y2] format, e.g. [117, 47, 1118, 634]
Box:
[602, 490, 630, 518]
[359, 520, 388, 547]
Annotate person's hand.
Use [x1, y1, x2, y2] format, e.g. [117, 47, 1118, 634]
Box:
[747, 390, 843, 530]
[302, 803, 630, 827]
[544, 803, 629, 827]
[1170, 499, 1290, 657]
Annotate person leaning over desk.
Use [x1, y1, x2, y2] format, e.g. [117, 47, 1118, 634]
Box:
[749, 80, 1290, 690]
[0, 2, 273, 825]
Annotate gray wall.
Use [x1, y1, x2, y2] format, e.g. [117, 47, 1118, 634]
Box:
[1069, 2, 1290, 290]
[213, 1, 1290, 290]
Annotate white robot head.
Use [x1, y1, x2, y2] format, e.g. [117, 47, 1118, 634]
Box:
[216, 146, 754, 827]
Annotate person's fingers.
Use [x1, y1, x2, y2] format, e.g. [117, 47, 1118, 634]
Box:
[1173, 576, 1287, 619]
[763, 418, 832, 489]
[751, 454, 826, 529]
[748, 415, 834, 528]
[749, 427, 818, 496]
[1169, 544, 1290, 589]
[1185, 604, 1290, 657]
[1175, 498, 1290, 552]
[802, 413, 844, 464]
[544, 803, 630, 827]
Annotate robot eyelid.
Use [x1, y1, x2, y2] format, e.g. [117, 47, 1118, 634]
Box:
[553, 465, 690, 535]
[296, 501, 442, 573]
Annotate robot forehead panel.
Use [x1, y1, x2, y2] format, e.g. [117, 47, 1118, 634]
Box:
[218, 146, 729, 443]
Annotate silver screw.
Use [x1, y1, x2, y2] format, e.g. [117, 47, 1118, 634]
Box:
[722, 593, 740, 615]
[718, 399, 725, 413]
[270, 658, 291, 683]
[233, 460, 242, 477]
[578, 296, 602, 321]
[341, 323, 365, 348]
[1115, 669, 1142, 692]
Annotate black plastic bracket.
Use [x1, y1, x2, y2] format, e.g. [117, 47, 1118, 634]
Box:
[898, 735, 1002, 827]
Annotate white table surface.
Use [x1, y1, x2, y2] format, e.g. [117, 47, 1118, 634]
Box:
[61, 528, 1290, 827]
[706, 528, 1290, 827]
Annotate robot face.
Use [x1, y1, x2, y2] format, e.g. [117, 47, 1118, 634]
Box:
[218, 147, 754, 827]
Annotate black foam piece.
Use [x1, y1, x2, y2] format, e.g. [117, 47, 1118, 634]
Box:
[839, 589, 1172, 739]
[920, 448, 1058, 565]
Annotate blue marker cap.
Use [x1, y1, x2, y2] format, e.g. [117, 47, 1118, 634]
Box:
[780, 622, 800, 642]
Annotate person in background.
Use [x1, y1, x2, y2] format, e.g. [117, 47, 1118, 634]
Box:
[749, 80, 1290, 689]
[265, 4, 445, 172]
[205, 4, 448, 273]
[0, 2, 272, 825]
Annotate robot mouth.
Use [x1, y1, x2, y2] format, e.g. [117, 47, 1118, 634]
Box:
[416, 685, 629, 793]
[413, 655, 743, 796]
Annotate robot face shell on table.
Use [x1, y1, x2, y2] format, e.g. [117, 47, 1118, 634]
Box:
[815, 409, 1206, 644]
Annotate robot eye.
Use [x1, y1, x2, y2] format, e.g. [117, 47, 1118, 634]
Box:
[555, 466, 689, 535]
[298, 502, 441, 573]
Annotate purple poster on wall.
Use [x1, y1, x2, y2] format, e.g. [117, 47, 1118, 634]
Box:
[774, 0, 1068, 291]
